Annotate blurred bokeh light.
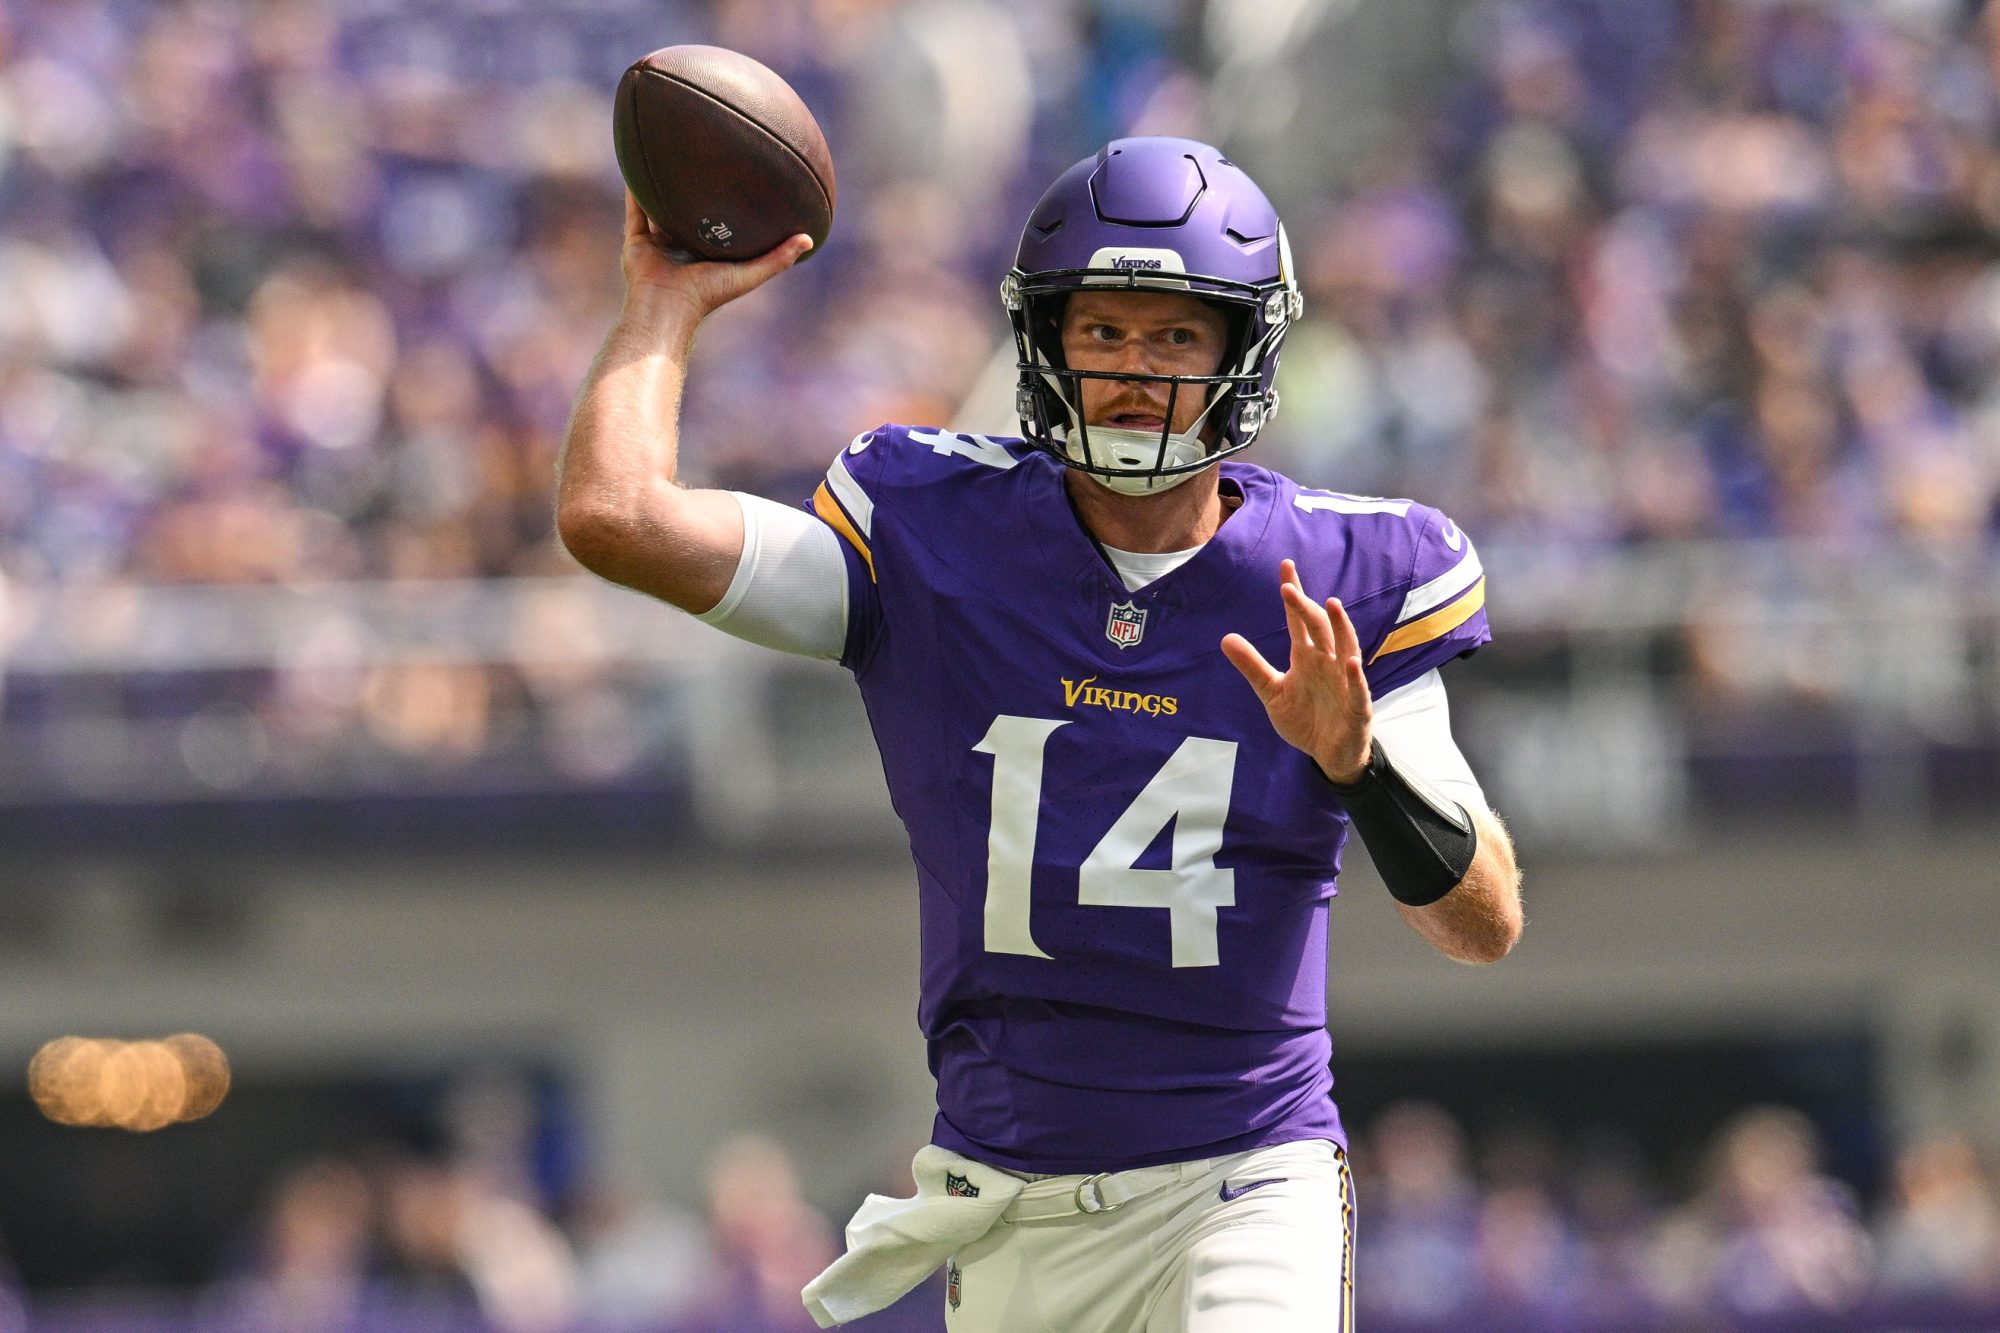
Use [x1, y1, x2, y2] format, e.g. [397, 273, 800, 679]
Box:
[27, 1034, 228, 1131]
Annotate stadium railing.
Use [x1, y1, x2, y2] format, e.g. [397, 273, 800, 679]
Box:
[0, 539, 1994, 848]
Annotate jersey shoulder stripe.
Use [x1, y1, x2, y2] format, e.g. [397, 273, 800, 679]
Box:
[809, 480, 874, 580]
[1371, 577, 1485, 663]
[825, 451, 875, 537]
[810, 425, 1038, 581]
[1395, 541, 1482, 624]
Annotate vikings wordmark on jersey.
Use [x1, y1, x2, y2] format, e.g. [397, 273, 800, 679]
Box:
[806, 425, 1489, 1175]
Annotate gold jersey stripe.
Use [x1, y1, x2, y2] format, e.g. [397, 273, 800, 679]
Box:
[1368, 577, 1485, 664]
[1337, 1143, 1356, 1333]
[812, 482, 875, 581]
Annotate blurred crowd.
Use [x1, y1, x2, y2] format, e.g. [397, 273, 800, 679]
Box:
[1264, 0, 2000, 557]
[0, 0, 1095, 590]
[1354, 1102, 1999, 1330]
[5, 0, 2000, 802]
[3, 1100, 1998, 1332]
[8, 0, 2000, 597]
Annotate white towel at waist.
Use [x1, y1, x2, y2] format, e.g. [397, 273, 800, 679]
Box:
[802, 1144, 1024, 1328]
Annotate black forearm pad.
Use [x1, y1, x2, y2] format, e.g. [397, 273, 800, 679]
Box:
[1321, 744, 1478, 907]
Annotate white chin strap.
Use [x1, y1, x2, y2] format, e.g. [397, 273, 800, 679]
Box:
[1064, 425, 1209, 495]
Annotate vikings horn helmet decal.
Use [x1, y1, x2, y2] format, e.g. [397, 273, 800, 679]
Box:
[1003, 137, 1304, 494]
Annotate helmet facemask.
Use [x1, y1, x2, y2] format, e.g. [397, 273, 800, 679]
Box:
[1005, 266, 1299, 495]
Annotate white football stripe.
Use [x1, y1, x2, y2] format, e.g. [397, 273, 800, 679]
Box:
[1397, 545, 1484, 624]
[825, 453, 875, 537]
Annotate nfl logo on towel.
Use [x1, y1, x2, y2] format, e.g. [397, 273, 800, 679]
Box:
[946, 1260, 962, 1310]
[1106, 601, 1147, 649]
[945, 1172, 979, 1199]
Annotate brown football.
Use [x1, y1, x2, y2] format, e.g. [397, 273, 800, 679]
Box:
[613, 45, 835, 263]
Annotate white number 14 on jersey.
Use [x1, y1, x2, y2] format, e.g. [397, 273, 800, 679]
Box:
[973, 715, 1238, 968]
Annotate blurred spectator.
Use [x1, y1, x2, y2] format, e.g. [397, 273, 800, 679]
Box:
[1469, 1121, 1587, 1320]
[698, 1134, 839, 1332]
[380, 1156, 580, 1333]
[1645, 1104, 1874, 1317]
[1563, 1137, 1665, 1325]
[231, 1158, 375, 1330]
[1355, 1101, 1480, 1322]
[1876, 1131, 2000, 1301]
[569, 1183, 713, 1331]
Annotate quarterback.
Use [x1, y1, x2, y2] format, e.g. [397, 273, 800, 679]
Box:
[559, 138, 1523, 1330]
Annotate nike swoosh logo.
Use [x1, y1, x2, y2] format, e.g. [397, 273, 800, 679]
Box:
[1218, 1177, 1287, 1203]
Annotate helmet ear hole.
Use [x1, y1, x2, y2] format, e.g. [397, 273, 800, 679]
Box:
[1027, 293, 1070, 371]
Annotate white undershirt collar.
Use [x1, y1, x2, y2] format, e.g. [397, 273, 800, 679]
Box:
[1100, 543, 1204, 592]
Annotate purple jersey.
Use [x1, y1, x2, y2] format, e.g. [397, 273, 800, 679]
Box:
[807, 425, 1490, 1174]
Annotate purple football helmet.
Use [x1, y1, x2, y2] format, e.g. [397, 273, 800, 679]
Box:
[1004, 137, 1303, 494]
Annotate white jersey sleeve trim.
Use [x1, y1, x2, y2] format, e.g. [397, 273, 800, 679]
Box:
[693, 492, 850, 661]
[1396, 544, 1483, 624]
[1367, 669, 1487, 812]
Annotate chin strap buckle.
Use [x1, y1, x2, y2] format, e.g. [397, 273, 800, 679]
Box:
[1237, 393, 1278, 433]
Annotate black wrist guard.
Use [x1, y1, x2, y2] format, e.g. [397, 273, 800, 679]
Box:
[1320, 743, 1477, 907]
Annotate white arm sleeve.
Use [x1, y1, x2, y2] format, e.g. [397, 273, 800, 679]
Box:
[692, 492, 851, 661]
[1368, 669, 1488, 813]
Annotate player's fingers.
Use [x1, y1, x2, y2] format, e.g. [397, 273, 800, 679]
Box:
[623, 190, 651, 240]
[1279, 581, 1320, 656]
[1281, 580, 1330, 654]
[1297, 584, 1341, 654]
[1344, 656, 1373, 719]
[1220, 634, 1283, 701]
[1326, 597, 1363, 667]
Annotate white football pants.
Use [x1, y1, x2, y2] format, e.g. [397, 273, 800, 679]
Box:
[943, 1139, 1354, 1332]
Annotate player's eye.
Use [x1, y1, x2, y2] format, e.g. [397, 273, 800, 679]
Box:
[1164, 328, 1195, 346]
[1088, 324, 1121, 341]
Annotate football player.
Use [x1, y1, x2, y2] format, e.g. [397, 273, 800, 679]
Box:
[559, 137, 1522, 1331]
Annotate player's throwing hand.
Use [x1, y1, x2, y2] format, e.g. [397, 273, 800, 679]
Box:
[1221, 559, 1374, 784]
[620, 190, 812, 324]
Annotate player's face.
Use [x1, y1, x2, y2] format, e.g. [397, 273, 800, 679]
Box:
[1060, 291, 1230, 436]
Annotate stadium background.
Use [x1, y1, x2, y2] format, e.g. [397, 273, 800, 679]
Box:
[3, 0, 2000, 1328]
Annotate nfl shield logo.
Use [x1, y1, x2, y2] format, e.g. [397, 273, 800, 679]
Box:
[945, 1172, 980, 1199]
[946, 1260, 962, 1310]
[1106, 601, 1147, 649]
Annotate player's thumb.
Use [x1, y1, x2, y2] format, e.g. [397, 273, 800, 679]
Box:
[749, 234, 814, 283]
